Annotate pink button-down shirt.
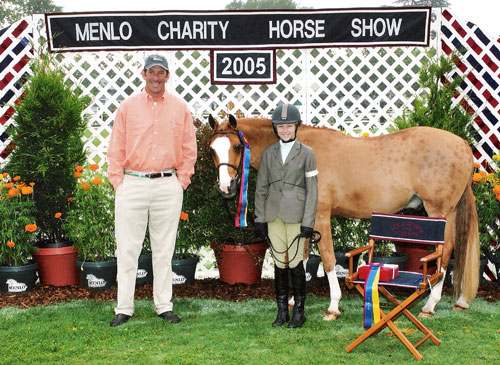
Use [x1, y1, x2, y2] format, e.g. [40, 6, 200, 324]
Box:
[107, 90, 197, 189]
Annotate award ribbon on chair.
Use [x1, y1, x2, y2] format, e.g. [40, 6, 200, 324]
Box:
[363, 262, 382, 329]
[235, 131, 251, 228]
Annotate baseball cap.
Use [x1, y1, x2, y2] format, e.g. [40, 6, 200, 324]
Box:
[144, 54, 169, 71]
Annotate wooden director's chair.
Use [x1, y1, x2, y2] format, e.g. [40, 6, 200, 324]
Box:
[345, 213, 446, 361]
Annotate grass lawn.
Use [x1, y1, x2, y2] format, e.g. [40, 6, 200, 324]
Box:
[0, 294, 498, 364]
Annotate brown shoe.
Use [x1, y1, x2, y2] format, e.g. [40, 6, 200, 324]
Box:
[158, 311, 181, 324]
[110, 313, 131, 327]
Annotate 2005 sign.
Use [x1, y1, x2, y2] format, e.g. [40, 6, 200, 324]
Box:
[211, 50, 275, 84]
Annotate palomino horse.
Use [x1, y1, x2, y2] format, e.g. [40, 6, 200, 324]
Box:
[208, 115, 480, 320]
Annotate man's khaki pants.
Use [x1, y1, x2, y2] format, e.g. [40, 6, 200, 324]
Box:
[114, 174, 183, 316]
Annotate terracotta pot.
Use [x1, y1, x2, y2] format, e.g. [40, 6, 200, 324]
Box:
[33, 244, 78, 286]
[211, 241, 267, 285]
[395, 244, 433, 272]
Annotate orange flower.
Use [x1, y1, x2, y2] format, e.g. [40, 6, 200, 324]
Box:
[25, 223, 37, 233]
[13, 175, 21, 182]
[21, 186, 33, 195]
[75, 165, 84, 172]
[496, 193, 500, 201]
[6, 240, 15, 248]
[180, 211, 189, 221]
[54, 212, 62, 219]
[4, 182, 13, 189]
[80, 182, 91, 191]
[7, 188, 19, 198]
[493, 185, 500, 195]
[88, 164, 99, 171]
[472, 173, 483, 183]
[2, 172, 8, 178]
[73, 171, 82, 178]
[91, 176, 102, 185]
[472, 162, 481, 169]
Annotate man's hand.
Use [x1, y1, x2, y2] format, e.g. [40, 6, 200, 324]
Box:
[255, 222, 268, 240]
[300, 226, 314, 239]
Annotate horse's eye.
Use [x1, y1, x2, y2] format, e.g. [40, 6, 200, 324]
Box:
[233, 144, 243, 152]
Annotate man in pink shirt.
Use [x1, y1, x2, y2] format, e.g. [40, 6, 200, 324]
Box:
[107, 54, 197, 327]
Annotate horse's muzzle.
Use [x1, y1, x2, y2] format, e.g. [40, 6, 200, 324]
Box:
[218, 177, 239, 199]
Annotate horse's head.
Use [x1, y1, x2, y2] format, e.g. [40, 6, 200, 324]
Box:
[208, 114, 244, 199]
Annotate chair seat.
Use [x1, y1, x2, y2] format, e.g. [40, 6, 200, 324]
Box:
[352, 271, 427, 289]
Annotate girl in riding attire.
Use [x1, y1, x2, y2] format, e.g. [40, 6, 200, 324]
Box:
[254, 103, 318, 328]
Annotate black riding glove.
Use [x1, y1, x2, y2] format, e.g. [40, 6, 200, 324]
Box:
[300, 226, 314, 239]
[255, 222, 268, 240]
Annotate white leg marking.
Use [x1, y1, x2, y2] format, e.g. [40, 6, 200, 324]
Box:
[421, 267, 446, 314]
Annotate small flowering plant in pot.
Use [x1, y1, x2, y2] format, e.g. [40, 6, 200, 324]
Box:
[0, 172, 39, 293]
[472, 157, 500, 259]
[64, 164, 117, 290]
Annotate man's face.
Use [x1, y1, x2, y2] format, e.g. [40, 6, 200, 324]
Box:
[142, 65, 169, 97]
[276, 123, 296, 142]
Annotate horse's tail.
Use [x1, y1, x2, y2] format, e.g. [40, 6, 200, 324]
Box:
[453, 182, 480, 305]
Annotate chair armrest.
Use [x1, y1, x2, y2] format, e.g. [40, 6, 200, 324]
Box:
[420, 251, 442, 281]
[345, 245, 371, 258]
[420, 252, 442, 263]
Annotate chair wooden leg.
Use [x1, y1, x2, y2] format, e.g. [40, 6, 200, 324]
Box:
[379, 287, 441, 346]
[346, 285, 433, 360]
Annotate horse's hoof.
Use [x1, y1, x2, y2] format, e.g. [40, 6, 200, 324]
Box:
[452, 304, 467, 311]
[418, 311, 433, 318]
[323, 310, 340, 321]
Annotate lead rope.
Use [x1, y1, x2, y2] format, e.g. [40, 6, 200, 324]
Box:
[263, 230, 321, 267]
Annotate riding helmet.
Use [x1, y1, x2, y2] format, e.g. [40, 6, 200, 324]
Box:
[271, 103, 301, 125]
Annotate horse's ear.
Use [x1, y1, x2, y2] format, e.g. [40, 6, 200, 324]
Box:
[208, 114, 217, 130]
[229, 114, 237, 129]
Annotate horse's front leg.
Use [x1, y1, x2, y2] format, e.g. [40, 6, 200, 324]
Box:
[315, 211, 342, 320]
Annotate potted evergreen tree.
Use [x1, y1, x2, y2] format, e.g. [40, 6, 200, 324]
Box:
[64, 164, 117, 290]
[7, 54, 89, 286]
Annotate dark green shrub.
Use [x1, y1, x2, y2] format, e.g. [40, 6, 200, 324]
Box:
[7, 55, 90, 243]
[393, 53, 473, 143]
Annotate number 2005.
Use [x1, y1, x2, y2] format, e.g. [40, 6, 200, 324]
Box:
[220, 56, 267, 76]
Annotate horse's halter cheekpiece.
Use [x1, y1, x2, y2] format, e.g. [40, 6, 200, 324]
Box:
[212, 129, 251, 228]
[212, 129, 245, 198]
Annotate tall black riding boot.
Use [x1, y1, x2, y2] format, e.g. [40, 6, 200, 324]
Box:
[288, 264, 306, 328]
[272, 265, 289, 327]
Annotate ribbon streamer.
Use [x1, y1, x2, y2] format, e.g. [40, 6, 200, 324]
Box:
[363, 263, 382, 329]
[234, 131, 251, 228]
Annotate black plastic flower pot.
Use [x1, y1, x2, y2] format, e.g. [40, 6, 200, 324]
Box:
[0, 262, 38, 293]
[136, 253, 153, 286]
[77, 259, 117, 290]
[172, 255, 199, 285]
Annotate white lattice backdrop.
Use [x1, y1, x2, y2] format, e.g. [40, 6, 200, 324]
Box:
[1, 9, 498, 167]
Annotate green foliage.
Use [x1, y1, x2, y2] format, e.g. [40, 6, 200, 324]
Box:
[64, 165, 115, 262]
[0, 173, 36, 266]
[392, 0, 450, 7]
[0, 0, 61, 27]
[175, 123, 259, 256]
[7, 55, 90, 243]
[332, 217, 369, 251]
[393, 54, 473, 143]
[472, 160, 500, 255]
[225, 0, 298, 10]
